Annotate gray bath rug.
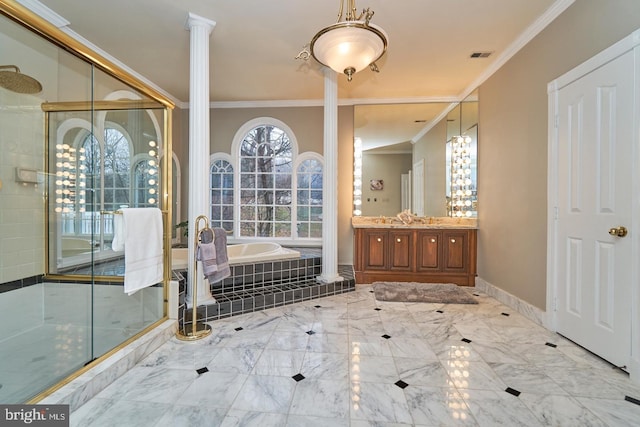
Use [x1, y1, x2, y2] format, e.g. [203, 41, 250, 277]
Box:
[372, 282, 478, 304]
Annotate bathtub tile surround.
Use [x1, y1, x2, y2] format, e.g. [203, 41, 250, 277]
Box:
[69, 286, 640, 426]
[177, 249, 355, 328]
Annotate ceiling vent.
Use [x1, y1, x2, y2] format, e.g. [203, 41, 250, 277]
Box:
[470, 51, 492, 58]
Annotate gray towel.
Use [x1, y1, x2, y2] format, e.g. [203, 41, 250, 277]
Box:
[204, 228, 230, 284]
[196, 228, 217, 276]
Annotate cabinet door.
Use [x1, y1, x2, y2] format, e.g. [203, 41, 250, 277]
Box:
[363, 230, 388, 270]
[389, 230, 413, 270]
[442, 230, 468, 272]
[416, 231, 441, 271]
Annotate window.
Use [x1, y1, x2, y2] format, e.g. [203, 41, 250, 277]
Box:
[213, 117, 323, 242]
[97, 127, 131, 212]
[77, 126, 132, 238]
[133, 156, 158, 207]
[210, 159, 234, 232]
[239, 124, 293, 238]
[296, 157, 323, 238]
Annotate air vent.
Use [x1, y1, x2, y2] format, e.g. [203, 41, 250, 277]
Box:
[470, 51, 492, 58]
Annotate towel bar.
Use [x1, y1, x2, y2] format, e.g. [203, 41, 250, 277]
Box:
[176, 214, 212, 341]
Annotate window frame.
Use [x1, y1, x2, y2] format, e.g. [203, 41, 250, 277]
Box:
[212, 117, 323, 246]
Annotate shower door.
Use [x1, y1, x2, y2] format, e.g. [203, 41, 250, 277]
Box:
[1, 2, 172, 403]
[44, 99, 168, 357]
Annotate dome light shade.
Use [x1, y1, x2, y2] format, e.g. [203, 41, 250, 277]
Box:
[297, 0, 388, 81]
[311, 22, 387, 81]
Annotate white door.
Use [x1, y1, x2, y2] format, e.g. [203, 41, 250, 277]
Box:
[413, 159, 424, 216]
[554, 50, 633, 368]
[401, 172, 411, 212]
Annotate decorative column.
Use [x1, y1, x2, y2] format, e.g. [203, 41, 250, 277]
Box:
[318, 69, 343, 283]
[186, 13, 216, 305]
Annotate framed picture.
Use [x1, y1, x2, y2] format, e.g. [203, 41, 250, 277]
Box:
[370, 179, 384, 191]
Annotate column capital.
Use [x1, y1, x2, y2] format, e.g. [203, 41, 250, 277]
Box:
[185, 12, 216, 33]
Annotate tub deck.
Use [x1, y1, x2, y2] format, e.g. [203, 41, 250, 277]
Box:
[175, 248, 355, 325]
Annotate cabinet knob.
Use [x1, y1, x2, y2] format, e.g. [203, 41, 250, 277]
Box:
[451, 238, 456, 243]
[430, 238, 436, 243]
[396, 238, 402, 243]
[377, 238, 381, 242]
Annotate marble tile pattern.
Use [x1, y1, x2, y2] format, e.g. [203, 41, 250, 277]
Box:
[70, 286, 640, 426]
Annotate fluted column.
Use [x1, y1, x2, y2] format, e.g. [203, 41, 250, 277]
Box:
[186, 13, 216, 305]
[318, 69, 343, 283]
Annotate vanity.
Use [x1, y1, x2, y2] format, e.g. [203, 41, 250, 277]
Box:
[352, 216, 477, 286]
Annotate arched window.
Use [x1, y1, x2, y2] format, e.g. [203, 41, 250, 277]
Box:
[102, 127, 131, 211]
[210, 158, 234, 232]
[213, 117, 323, 242]
[239, 124, 293, 238]
[296, 157, 323, 238]
[133, 156, 158, 207]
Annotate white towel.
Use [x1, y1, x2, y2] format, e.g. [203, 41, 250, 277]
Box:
[113, 208, 164, 295]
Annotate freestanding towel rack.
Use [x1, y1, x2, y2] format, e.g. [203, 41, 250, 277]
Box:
[176, 214, 212, 341]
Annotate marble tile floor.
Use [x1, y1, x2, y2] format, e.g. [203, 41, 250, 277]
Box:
[70, 285, 640, 426]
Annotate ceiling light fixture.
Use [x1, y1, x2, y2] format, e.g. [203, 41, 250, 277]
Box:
[296, 0, 388, 81]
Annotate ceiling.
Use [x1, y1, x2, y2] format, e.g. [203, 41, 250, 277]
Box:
[31, 0, 563, 106]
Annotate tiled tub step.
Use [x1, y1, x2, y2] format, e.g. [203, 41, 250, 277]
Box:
[177, 258, 355, 326]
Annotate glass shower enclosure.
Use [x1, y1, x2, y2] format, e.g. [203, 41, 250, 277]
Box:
[0, 1, 174, 403]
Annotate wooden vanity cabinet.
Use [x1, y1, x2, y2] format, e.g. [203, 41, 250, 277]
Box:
[354, 227, 477, 286]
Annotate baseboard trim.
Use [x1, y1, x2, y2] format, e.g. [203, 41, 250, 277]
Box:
[475, 277, 549, 328]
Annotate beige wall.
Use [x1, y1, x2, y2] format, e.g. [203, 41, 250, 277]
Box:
[478, 0, 640, 309]
[174, 105, 356, 264]
[361, 153, 412, 216]
[413, 118, 447, 217]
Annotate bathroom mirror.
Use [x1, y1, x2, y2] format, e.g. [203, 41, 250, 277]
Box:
[354, 90, 478, 218]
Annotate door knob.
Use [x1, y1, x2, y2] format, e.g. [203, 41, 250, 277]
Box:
[608, 226, 628, 237]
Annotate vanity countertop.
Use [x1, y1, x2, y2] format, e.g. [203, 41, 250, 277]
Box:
[351, 216, 477, 229]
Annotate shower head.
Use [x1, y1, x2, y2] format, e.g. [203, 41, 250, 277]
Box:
[0, 65, 42, 94]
